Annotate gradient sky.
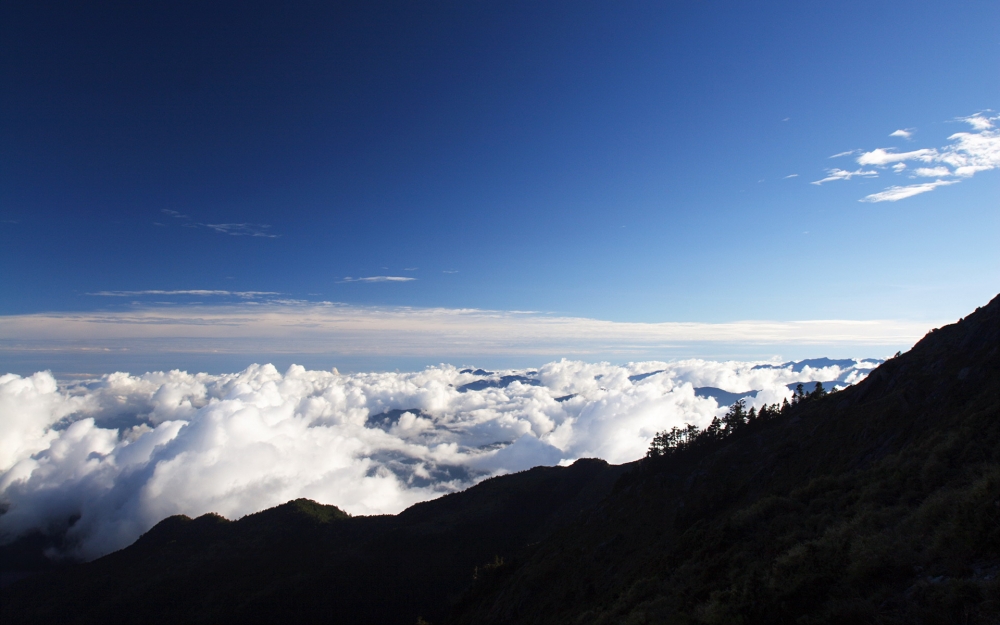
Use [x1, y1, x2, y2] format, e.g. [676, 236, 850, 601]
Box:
[1, 1, 998, 373]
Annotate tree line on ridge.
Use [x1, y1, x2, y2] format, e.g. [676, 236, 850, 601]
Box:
[646, 382, 830, 459]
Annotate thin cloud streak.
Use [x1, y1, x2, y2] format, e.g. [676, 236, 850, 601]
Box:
[88, 290, 280, 298]
[912, 166, 952, 178]
[856, 148, 937, 167]
[811, 168, 878, 185]
[860, 180, 958, 203]
[338, 276, 417, 283]
[156, 210, 278, 238]
[203, 223, 278, 238]
[0, 304, 940, 361]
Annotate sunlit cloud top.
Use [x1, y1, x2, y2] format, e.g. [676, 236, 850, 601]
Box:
[0, 356, 881, 559]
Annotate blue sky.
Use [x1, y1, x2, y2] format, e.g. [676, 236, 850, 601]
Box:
[1, 1, 998, 373]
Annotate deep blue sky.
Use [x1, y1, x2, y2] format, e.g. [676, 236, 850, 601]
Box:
[2, 1, 998, 328]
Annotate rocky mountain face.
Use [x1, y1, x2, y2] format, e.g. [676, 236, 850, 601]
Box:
[3, 294, 999, 624]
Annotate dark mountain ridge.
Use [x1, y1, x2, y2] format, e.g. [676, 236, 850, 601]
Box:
[1, 457, 627, 624]
[451, 295, 1000, 624]
[3, 294, 999, 624]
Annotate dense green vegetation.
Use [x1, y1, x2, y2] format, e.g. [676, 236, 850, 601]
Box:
[3, 294, 999, 624]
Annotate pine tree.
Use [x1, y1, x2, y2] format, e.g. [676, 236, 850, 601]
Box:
[757, 404, 770, 421]
[722, 399, 747, 432]
[793, 383, 805, 405]
[706, 416, 723, 439]
[681, 423, 700, 449]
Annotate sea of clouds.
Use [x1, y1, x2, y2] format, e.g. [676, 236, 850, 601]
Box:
[0, 358, 878, 561]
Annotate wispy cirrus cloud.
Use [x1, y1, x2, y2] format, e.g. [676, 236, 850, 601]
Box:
[203, 223, 278, 238]
[88, 290, 280, 299]
[856, 147, 938, 167]
[912, 166, 952, 178]
[338, 276, 416, 283]
[810, 168, 879, 185]
[859, 180, 958, 203]
[815, 112, 999, 202]
[963, 114, 995, 131]
[158, 210, 278, 238]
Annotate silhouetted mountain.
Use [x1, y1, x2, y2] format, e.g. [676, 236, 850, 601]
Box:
[450, 295, 1000, 624]
[1, 459, 627, 624]
[752, 357, 883, 372]
[785, 380, 840, 393]
[459, 368, 494, 376]
[693, 386, 758, 406]
[629, 370, 666, 382]
[457, 375, 541, 392]
[3, 295, 999, 624]
[365, 407, 430, 430]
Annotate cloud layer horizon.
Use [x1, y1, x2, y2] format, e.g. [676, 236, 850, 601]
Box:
[0, 358, 878, 561]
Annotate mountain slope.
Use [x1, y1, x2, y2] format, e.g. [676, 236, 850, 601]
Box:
[449, 295, 1000, 624]
[1, 458, 626, 624]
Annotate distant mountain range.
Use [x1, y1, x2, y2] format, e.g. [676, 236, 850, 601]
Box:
[694, 357, 883, 407]
[455, 359, 882, 406]
[2, 298, 997, 624]
[752, 357, 882, 372]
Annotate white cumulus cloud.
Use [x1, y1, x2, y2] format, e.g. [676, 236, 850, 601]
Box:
[0, 358, 879, 560]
